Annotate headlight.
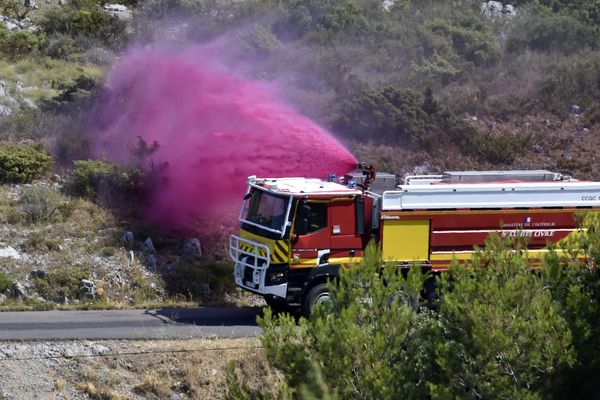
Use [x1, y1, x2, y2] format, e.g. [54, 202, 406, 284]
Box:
[266, 271, 287, 285]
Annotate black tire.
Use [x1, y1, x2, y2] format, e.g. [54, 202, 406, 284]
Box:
[302, 283, 330, 317]
[264, 296, 289, 314]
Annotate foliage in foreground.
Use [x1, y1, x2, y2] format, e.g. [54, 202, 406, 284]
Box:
[227, 216, 600, 399]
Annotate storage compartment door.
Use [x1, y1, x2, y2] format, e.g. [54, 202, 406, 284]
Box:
[382, 219, 430, 262]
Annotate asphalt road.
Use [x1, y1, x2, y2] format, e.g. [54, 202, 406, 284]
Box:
[0, 307, 263, 340]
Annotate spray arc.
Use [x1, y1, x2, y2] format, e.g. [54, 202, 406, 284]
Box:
[93, 45, 356, 230]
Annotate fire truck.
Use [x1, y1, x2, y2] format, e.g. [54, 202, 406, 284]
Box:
[229, 166, 600, 315]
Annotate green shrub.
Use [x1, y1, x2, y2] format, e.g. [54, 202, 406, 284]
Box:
[229, 235, 578, 399]
[0, 30, 47, 60]
[240, 244, 438, 399]
[537, 53, 600, 114]
[23, 230, 61, 252]
[164, 260, 234, 300]
[431, 235, 573, 399]
[336, 86, 428, 145]
[461, 130, 534, 164]
[248, 25, 283, 57]
[70, 159, 120, 199]
[32, 265, 90, 303]
[41, 0, 128, 50]
[19, 186, 71, 224]
[0, 0, 30, 20]
[40, 74, 98, 114]
[506, 14, 599, 55]
[0, 144, 53, 184]
[0, 270, 12, 293]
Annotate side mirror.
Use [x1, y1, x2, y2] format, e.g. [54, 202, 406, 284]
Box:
[243, 190, 253, 200]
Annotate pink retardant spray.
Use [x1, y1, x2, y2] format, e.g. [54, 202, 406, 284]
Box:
[93, 45, 357, 231]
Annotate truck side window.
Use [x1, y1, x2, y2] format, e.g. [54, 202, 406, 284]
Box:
[296, 203, 328, 235]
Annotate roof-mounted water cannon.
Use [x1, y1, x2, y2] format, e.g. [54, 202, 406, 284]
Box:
[357, 162, 376, 190]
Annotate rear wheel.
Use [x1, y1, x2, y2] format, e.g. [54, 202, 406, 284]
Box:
[302, 283, 330, 317]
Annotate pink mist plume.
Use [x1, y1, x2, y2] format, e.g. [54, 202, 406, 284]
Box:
[94, 45, 357, 230]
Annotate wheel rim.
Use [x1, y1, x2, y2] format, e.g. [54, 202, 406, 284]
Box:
[314, 292, 330, 305]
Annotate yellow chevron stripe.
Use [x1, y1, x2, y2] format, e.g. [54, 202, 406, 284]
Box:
[272, 246, 287, 263]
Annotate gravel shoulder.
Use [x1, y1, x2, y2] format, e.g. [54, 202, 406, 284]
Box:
[0, 337, 280, 399]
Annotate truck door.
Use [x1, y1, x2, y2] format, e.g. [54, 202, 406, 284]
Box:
[291, 201, 330, 267]
[329, 200, 363, 264]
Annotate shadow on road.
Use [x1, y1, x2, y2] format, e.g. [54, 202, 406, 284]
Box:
[145, 306, 264, 326]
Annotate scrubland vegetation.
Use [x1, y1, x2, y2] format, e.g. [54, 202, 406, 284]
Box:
[2, 0, 600, 398]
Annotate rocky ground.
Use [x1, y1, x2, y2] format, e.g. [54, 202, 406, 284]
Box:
[0, 179, 263, 311]
[0, 337, 279, 399]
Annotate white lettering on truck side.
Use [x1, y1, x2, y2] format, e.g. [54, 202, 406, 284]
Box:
[501, 230, 555, 238]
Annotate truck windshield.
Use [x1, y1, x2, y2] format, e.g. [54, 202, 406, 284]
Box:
[241, 189, 290, 235]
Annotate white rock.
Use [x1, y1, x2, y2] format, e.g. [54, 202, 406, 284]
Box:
[0, 105, 12, 117]
[20, 97, 36, 109]
[482, 1, 516, 19]
[89, 344, 110, 355]
[382, 0, 396, 12]
[0, 246, 21, 260]
[103, 3, 133, 19]
[79, 279, 96, 299]
[4, 20, 19, 31]
[13, 282, 27, 299]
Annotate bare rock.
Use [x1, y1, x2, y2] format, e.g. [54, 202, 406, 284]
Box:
[482, 1, 516, 19]
[12, 282, 28, 299]
[29, 269, 46, 279]
[382, 0, 396, 12]
[79, 279, 96, 299]
[121, 231, 134, 244]
[200, 283, 210, 296]
[0, 293, 6, 305]
[146, 254, 157, 271]
[19, 97, 36, 109]
[0, 246, 21, 260]
[56, 291, 70, 305]
[181, 238, 202, 259]
[144, 237, 156, 254]
[532, 144, 544, 154]
[88, 344, 110, 355]
[0, 105, 12, 117]
[103, 3, 132, 19]
[23, 0, 37, 9]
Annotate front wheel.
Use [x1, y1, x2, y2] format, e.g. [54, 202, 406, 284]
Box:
[302, 283, 330, 317]
[264, 296, 290, 314]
